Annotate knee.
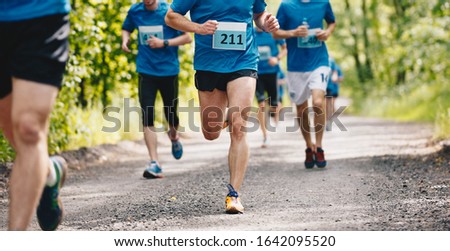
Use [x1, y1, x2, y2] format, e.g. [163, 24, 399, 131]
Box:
[203, 131, 220, 141]
[13, 113, 44, 145]
[230, 119, 246, 141]
[258, 102, 265, 110]
[312, 98, 324, 109]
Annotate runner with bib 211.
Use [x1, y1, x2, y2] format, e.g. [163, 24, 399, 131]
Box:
[165, 0, 279, 214]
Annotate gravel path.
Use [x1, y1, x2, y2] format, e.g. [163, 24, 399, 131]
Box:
[0, 111, 448, 230]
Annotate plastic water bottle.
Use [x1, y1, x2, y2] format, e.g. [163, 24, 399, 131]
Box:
[302, 18, 309, 43]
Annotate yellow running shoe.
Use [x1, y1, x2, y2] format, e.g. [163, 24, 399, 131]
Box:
[225, 184, 244, 214]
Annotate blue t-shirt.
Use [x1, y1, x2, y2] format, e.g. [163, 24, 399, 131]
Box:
[0, 0, 70, 21]
[170, 0, 267, 73]
[255, 29, 285, 74]
[327, 58, 343, 95]
[122, 2, 183, 76]
[277, 0, 335, 72]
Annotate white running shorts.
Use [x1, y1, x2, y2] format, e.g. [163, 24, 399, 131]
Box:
[287, 66, 330, 105]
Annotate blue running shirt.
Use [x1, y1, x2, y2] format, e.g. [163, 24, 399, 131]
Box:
[327, 58, 343, 95]
[255, 29, 285, 74]
[123, 2, 184, 76]
[170, 0, 267, 73]
[276, 0, 335, 72]
[0, 0, 70, 21]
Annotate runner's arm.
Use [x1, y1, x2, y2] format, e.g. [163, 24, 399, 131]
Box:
[254, 11, 279, 33]
[167, 32, 192, 46]
[121, 30, 132, 53]
[277, 43, 287, 60]
[272, 25, 309, 39]
[165, 8, 218, 35]
[316, 22, 336, 41]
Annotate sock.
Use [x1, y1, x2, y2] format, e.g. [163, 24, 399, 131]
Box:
[45, 159, 57, 187]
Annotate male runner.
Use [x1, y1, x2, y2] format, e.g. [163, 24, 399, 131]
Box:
[273, 0, 336, 168]
[165, 0, 279, 213]
[254, 26, 286, 148]
[0, 0, 71, 230]
[122, 0, 192, 178]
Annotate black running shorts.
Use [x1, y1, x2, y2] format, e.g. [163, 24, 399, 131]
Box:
[138, 73, 180, 127]
[0, 14, 70, 99]
[194, 69, 257, 92]
[255, 73, 278, 107]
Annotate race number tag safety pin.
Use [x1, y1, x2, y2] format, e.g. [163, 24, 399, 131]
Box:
[139, 25, 164, 45]
[213, 22, 246, 51]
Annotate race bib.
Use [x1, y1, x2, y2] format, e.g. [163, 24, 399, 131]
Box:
[258, 46, 271, 61]
[139, 26, 164, 45]
[297, 28, 322, 48]
[213, 22, 246, 51]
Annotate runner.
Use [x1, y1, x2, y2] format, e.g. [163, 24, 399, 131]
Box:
[165, 0, 279, 213]
[273, 0, 336, 168]
[122, 0, 192, 178]
[254, 26, 287, 148]
[274, 67, 287, 127]
[0, 0, 71, 230]
[326, 56, 344, 131]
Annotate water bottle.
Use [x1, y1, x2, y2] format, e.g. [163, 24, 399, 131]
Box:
[302, 18, 309, 43]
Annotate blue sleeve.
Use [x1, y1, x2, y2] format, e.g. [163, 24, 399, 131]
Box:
[277, 39, 286, 46]
[337, 66, 343, 77]
[329, 58, 337, 71]
[253, 0, 267, 14]
[122, 11, 135, 32]
[171, 0, 196, 15]
[276, 3, 287, 30]
[325, 3, 336, 24]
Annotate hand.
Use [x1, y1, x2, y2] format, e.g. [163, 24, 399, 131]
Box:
[147, 35, 164, 48]
[196, 20, 219, 35]
[263, 13, 279, 33]
[316, 29, 331, 41]
[122, 38, 131, 52]
[331, 71, 338, 82]
[289, 25, 308, 38]
[268, 57, 279, 66]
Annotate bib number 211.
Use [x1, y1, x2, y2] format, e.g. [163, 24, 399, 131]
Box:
[213, 22, 246, 51]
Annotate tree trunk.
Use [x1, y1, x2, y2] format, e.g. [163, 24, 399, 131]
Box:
[362, 0, 374, 80]
[344, 0, 366, 84]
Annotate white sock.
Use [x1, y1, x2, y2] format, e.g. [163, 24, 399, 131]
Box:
[45, 159, 57, 187]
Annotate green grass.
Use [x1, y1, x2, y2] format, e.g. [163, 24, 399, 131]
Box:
[354, 80, 450, 140]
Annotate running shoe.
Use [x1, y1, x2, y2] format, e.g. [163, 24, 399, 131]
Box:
[171, 139, 183, 160]
[223, 119, 229, 130]
[315, 147, 327, 168]
[143, 161, 163, 179]
[225, 184, 244, 214]
[36, 156, 67, 231]
[261, 137, 270, 148]
[168, 132, 183, 160]
[304, 148, 315, 169]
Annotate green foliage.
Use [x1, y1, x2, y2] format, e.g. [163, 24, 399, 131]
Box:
[0, 131, 14, 163]
[1, 0, 449, 162]
[0, 0, 196, 162]
[328, 0, 450, 138]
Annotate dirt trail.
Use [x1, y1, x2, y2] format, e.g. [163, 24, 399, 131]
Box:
[0, 109, 448, 230]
